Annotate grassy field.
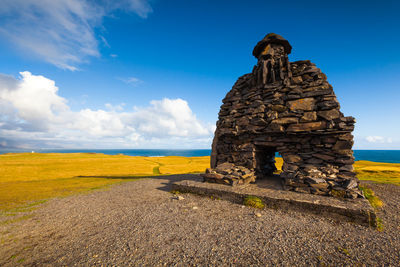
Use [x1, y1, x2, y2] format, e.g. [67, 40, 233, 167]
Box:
[1, 153, 399, 212]
[0, 153, 209, 211]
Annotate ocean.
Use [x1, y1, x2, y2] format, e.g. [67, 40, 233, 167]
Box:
[0, 149, 212, 158]
[1, 149, 400, 164]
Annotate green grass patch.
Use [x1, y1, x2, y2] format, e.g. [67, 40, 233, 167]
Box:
[376, 217, 384, 232]
[359, 185, 384, 231]
[360, 185, 383, 209]
[152, 166, 161, 175]
[243, 195, 265, 209]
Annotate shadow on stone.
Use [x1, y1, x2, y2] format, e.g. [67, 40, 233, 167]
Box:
[172, 175, 377, 228]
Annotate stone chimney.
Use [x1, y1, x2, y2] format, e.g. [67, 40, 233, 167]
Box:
[252, 33, 292, 85]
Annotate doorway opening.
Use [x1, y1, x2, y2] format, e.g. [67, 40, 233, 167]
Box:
[254, 146, 277, 179]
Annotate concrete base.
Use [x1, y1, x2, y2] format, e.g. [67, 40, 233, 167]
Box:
[172, 176, 377, 227]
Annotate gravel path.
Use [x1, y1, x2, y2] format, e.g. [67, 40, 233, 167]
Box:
[1, 175, 399, 266]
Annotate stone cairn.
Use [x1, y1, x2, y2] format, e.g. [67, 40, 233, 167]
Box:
[202, 33, 362, 199]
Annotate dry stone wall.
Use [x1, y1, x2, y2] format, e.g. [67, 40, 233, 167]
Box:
[203, 33, 361, 199]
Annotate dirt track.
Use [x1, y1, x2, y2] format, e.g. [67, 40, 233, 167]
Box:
[1, 174, 399, 266]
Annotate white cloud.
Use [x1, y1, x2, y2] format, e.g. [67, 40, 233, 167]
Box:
[0, 0, 153, 70]
[127, 77, 141, 83]
[0, 72, 68, 131]
[127, 98, 211, 138]
[100, 35, 111, 48]
[365, 136, 393, 143]
[0, 72, 214, 149]
[107, 0, 153, 18]
[105, 103, 125, 112]
[119, 77, 143, 86]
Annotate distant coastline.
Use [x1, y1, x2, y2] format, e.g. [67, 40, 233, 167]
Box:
[0, 149, 212, 158]
[1, 149, 400, 164]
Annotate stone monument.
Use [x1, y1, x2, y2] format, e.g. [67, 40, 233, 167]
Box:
[203, 33, 361, 199]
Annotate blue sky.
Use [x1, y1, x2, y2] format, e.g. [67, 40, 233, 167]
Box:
[0, 0, 399, 149]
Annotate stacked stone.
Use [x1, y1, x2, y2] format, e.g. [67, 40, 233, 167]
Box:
[208, 33, 361, 199]
[201, 162, 256, 186]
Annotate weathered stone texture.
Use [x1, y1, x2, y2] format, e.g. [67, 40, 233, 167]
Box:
[205, 33, 361, 199]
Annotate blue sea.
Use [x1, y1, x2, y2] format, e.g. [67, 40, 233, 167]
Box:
[0, 149, 212, 158]
[1, 149, 400, 163]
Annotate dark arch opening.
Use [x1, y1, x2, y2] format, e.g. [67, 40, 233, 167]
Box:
[254, 145, 277, 179]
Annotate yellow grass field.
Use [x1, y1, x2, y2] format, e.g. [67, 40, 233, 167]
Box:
[0, 153, 209, 211]
[1, 153, 399, 212]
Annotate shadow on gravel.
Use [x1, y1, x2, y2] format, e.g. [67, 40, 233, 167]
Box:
[154, 174, 203, 193]
[76, 173, 202, 193]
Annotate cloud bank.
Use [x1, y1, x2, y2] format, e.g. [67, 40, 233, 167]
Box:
[365, 136, 393, 144]
[0, 72, 214, 149]
[0, 0, 153, 70]
[352, 135, 399, 150]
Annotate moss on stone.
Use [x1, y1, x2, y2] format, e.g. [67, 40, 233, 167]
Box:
[331, 189, 346, 198]
[243, 195, 265, 209]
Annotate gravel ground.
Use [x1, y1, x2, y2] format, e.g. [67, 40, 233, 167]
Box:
[1, 174, 399, 266]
